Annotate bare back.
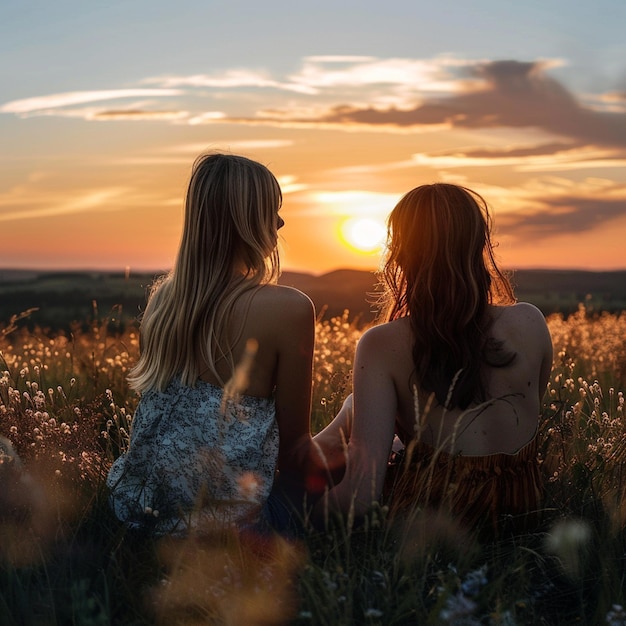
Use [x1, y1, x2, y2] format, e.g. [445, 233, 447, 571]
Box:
[198, 283, 316, 472]
[317, 300, 553, 517]
[198, 284, 310, 396]
[380, 302, 553, 455]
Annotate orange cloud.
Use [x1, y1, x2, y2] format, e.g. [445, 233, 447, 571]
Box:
[93, 110, 187, 121]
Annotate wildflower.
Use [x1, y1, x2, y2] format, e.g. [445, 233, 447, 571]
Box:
[494, 610, 517, 626]
[545, 518, 591, 579]
[322, 570, 338, 591]
[460, 565, 488, 597]
[33, 390, 45, 409]
[440, 592, 478, 623]
[606, 604, 626, 626]
[370, 570, 386, 588]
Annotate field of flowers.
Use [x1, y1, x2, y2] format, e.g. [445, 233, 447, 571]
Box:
[1, 305, 626, 625]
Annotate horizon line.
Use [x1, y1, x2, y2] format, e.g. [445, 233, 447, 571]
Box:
[1, 265, 626, 277]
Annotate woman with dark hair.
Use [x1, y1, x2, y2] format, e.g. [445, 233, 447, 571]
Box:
[107, 153, 316, 534]
[314, 183, 553, 531]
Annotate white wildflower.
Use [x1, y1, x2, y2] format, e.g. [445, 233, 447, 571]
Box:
[545, 518, 591, 579]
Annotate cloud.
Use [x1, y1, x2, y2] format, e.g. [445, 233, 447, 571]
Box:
[292, 190, 401, 217]
[143, 70, 316, 95]
[472, 177, 626, 240]
[170, 140, 294, 153]
[588, 91, 626, 113]
[240, 60, 626, 148]
[276, 175, 308, 194]
[454, 142, 580, 159]
[93, 110, 188, 121]
[288, 173, 626, 241]
[412, 144, 626, 171]
[4, 56, 626, 151]
[143, 57, 470, 99]
[187, 111, 228, 124]
[303, 55, 378, 63]
[286, 56, 470, 94]
[498, 195, 626, 237]
[0, 182, 183, 220]
[113, 157, 192, 166]
[0, 105, 190, 123]
[603, 91, 626, 102]
[0, 188, 131, 222]
[0, 89, 181, 115]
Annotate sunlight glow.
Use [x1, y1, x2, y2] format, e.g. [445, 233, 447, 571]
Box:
[340, 217, 387, 253]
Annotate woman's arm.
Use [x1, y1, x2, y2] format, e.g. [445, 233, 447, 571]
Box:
[513, 302, 554, 404]
[315, 326, 398, 519]
[538, 314, 554, 403]
[271, 288, 316, 475]
[311, 394, 352, 485]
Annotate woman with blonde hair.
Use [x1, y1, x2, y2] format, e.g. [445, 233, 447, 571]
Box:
[107, 153, 316, 534]
[315, 183, 553, 533]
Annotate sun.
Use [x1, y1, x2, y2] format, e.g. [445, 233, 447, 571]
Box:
[340, 217, 387, 253]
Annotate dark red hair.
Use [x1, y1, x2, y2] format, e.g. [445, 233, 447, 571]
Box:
[378, 183, 515, 409]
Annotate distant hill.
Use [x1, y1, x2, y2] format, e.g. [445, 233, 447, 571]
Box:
[282, 268, 626, 323]
[0, 268, 625, 331]
[280, 269, 381, 323]
[507, 269, 626, 314]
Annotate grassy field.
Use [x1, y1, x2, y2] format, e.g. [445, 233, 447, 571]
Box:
[1, 305, 626, 625]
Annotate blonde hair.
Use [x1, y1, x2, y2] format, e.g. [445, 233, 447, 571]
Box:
[378, 183, 515, 409]
[128, 153, 282, 392]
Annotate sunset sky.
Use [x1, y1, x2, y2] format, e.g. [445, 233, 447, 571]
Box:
[2, 0, 626, 274]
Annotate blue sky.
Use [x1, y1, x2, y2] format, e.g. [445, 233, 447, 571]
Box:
[2, 0, 625, 271]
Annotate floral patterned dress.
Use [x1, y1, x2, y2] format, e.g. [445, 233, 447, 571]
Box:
[106, 378, 278, 535]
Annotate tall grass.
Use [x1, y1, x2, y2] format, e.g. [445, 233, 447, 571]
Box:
[1, 305, 626, 624]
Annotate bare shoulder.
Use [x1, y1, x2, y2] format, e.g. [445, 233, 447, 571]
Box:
[357, 318, 411, 355]
[251, 284, 314, 314]
[246, 284, 315, 337]
[492, 302, 551, 348]
[495, 302, 547, 328]
[505, 301, 545, 319]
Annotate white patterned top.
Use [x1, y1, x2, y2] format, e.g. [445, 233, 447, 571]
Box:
[106, 377, 278, 534]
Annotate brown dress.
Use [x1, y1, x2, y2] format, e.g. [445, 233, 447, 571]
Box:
[385, 437, 543, 535]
